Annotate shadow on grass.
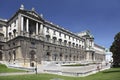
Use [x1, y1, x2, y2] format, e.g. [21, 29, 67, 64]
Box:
[103, 70, 120, 73]
[102, 68, 120, 73]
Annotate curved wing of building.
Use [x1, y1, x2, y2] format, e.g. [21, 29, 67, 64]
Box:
[0, 5, 105, 67]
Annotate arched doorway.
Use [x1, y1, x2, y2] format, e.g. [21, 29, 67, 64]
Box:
[29, 50, 36, 67]
[46, 52, 51, 61]
[0, 52, 2, 61]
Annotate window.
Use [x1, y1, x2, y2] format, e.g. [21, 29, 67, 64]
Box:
[9, 32, 12, 39]
[68, 42, 71, 46]
[0, 25, 3, 30]
[59, 39, 62, 45]
[14, 21, 16, 27]
[60, 48, 62, 51]
[76, 39, 77, 42]
[13, 29, 16, 37]
[59, 32, 61, 37]
[9, 52, 12, 62]
[53, 30, 56, 35]
[0, 45, 2, 50]
[64, 40, 67, 46]
[47, 46, 50, 50]
[69, 36, 70, 39]
[46, 27, 49, 33]
[53, 37, 56, 43]
[46, 35, 50, 42]
[8, 44, 10, 47]
[55, 47, 56, 50]
[79, 45, 81, 48]
[13, 42, 15, 46]
[31, 41, 35, 45]
[13, 50, 16, 61]
[65, 49, 67, 52]
[30, 50, 36, 61]
[76, 44, 78, 48]
[9, 25, 11, 30]
[64, 34, 66, 38]
[72, 43, 75, 47]
[73, 37, 74, 41]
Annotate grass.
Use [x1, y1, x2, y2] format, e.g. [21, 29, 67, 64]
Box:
[0, 68, 120, 80]
[0, 64, 25, 73]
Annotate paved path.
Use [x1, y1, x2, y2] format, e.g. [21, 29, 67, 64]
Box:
[0, 72, 35, 76]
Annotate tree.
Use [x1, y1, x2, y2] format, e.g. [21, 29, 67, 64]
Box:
[110, 32, 120, 67]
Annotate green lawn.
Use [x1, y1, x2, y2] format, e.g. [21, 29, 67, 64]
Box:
[0, 68, 120, 80]
[0, 64, 25, 73]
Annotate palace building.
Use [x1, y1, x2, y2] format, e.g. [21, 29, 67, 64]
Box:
[0, 5, 105, 67]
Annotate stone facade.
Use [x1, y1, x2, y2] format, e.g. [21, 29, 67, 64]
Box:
[0, 5, 105, 67]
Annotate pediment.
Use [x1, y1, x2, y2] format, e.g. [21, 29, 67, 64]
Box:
[26, 11, 40, 18]
[19, 9, 43, 20]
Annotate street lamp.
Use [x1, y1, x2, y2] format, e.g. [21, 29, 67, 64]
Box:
[35, 58, 37, 74]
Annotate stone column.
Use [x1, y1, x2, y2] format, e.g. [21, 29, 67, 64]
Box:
[26, 18, 29, 37]
[38, 24, 44, 40]
[21, 16, 24, 35]
[36, 22, 38, 35]
[40, 24, 43, 34]
[86, 52, 89, 61]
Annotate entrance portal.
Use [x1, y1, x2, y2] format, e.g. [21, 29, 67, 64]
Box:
[29, 50, 36, 67]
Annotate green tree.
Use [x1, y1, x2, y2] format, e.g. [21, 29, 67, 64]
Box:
[110, 32, 120, 67]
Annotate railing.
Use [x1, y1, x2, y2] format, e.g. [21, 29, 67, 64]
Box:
[43, 63, 111, 77]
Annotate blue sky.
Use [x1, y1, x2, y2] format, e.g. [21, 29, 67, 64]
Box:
[0, 0, 120, 48]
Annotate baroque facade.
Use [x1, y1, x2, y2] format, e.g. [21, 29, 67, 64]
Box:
[0, 5, 105, 67]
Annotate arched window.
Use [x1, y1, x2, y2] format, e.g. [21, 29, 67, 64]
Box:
[13, 29, 16, 37]
[68, 42, 71, 47]
[9, 32, 12, 39]
[9, 52, 12, 62]
[60, 53, 63, 61]
[69, 54, 72, 61]
[46, 35, 50, 42]
[0, 52, 2, 61]
[59, 39, 62, 45]
[73, 56, 76, 61]
[30, 50, 36, 61]
[13, 50, 16, 61]
[64, 40, 67, 46]
[53, 37, 57, 43]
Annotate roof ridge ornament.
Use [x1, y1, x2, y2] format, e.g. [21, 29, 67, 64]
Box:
[40, 14, 43, 18]
[20, 4, 24, 10]
[32, 7, 35, 11]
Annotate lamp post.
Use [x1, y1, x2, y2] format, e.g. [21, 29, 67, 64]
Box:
[35, 58, 37, 74]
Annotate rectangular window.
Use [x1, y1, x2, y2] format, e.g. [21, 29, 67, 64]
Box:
[59, 32, 61, 37]
[53, 30, 56, 35]
[64, 34, 66, 38]
[46, 27, 49, 33]
[14, 21, 16, 27]
[69, 36, 70, 39]
[0, 45, 2, 50]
